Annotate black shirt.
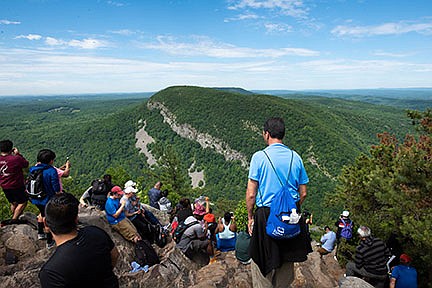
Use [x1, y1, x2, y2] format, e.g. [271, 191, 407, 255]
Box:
[39, 226, 119, 288]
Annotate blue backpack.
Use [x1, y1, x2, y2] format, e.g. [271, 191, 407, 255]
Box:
[261, 150, 301, 240]
[340, 218, 353, 240]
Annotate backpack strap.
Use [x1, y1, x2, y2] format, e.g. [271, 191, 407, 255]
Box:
[258, 149, 294, 206]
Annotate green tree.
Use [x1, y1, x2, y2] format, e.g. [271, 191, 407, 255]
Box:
[333, 109, 432, 287]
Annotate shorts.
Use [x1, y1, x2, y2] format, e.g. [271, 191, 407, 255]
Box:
[3, 187, 28, 204]
[35, 204, 46, 217]
[317, 247, 331, 256]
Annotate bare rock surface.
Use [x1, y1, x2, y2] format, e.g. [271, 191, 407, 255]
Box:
[1, 209, 347, 288]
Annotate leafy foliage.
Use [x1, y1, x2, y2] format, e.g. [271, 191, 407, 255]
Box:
[332, 109, 432, 287]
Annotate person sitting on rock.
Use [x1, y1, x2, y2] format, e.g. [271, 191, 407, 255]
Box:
[345, 226, 390, 287]
[158, 189, 172, 213]
[390, 253, 417, 288]
[79, 174, 113, 210]
[176, 204, 213, 261]
[215, 212, 237, 252]
[105, 186, 141, 243]
[122, 185, 157, 243]
[39, 192, 119, 288]
[317, 226, 336, 257]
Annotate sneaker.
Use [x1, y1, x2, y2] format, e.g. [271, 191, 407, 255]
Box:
[333, 255, 338, 261]
[46, 241, 56, 250]
[38, 233, 47, 240]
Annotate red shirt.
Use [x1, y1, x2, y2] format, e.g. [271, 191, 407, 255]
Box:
[0, 153, 29, 189]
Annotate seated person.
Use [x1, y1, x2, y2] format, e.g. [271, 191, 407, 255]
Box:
[170, 198, 193, 233]
[390, 254, 417, 288]
[79, 175, 113, 210]
[317, 226, 336, 257]
[176, 204, 213, 261]
[346, 226, 390, 286]
[122, 186, 156, 242]
[105, 186, 141, 243]
[158, 189, 172, 213]
[215, 212, 237, 252]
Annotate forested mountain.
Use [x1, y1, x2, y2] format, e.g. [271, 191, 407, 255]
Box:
[0, 87, 415, 222]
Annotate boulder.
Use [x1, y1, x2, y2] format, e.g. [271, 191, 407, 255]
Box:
[339, 276, 375, 288]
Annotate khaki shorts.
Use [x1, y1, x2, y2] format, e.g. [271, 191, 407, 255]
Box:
[317, 247, 331, 256]
[111, 218, 139, 242]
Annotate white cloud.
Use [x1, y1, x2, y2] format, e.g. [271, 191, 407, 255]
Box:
[228, 0, 308, 19]
[372, 51, 413, 58]
[15, 34, 42, 40]
[141, 36, 319, 58]
[45, 37, 108, 49]
[107, 1, 125, 7]
[264, 23, 292, 33]
[0, 19, 21, 25]
[109, 29, 136, 36]
[224, 13, 261, 22]
[332, 21, 432, 37]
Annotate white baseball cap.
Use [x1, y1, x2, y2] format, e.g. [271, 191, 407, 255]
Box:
[341, 210, 350, 217]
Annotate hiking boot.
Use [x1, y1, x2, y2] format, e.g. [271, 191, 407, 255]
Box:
[38, 233, 47, 240]
[46, 241, 56, 250]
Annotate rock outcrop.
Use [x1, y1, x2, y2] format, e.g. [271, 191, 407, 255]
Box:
[1, 206, 360, 287]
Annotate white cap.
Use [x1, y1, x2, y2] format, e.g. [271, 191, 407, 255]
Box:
[341, 210, 349, 217]
[124, 186, 138, 194]
[124, 180, 137, 189]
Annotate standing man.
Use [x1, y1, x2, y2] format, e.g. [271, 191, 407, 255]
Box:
[246, 117, 311, 287]
[148, 181, 162, 209]
[0, 140, 29, 221]
[39, 192, 119, 287]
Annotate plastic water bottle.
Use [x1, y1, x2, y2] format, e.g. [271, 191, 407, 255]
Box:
[289, 208, 300, 224]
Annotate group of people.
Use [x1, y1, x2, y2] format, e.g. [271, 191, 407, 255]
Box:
[0, 116, 420, 287]
[316, 210, 417, 288]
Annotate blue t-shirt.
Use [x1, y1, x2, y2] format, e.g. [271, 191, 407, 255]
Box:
[391, 265, 417, 288]
[321, 231, 336, 252]
[29, 163, 60, 206]
[248, 143, 309, 207]
[105, 197, 125, 225]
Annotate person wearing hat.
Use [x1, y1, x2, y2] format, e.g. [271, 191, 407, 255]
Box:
[335, 210, 353, 241]
[345, 226, 390, 286]
[176, 204, 213, 261]
[390, 254, 417, 288]
[105, 186, 141, 243]
[122, 185, 156, 242]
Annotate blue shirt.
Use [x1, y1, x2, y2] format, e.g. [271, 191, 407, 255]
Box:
[29, 163, 60, 206]
[391, 264, 417, 288]
[321, 231, 336, 252]
[249, 143, 309, 207]
[105, 197, 125, 225]
[148, 187, 161, 209]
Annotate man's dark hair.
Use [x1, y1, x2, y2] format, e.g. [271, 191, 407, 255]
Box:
[37, 149, 56, 164]
[224, 211, 232, 224]
[161, 189, 169, 197]
[324, 226, 330, 231]
[0, 140, 13, 153]
[263, 117, 285, 140]
[45, 192, 79, 235]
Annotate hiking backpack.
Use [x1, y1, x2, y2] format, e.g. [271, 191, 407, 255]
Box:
[262, 150, 301, 240]
[340, 219, 353, 240]
[91, 179, 108, 196]
[25, 167, 48, 199]
[135, 239, 160, 267]
[172, 220, 199, 243]
[154, 224, 169, 248]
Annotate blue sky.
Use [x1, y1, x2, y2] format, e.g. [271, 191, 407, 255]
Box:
[1, 0, 431, 95]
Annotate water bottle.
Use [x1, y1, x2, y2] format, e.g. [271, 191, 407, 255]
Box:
[289, 208, 300, 224]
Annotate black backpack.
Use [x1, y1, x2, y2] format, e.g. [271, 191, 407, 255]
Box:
[91, 179, 108, 196]
[25, 167, 48, 199]
[154, 224, 169, 248]
[173, 221, 198, 243]
[135, 239, 160, 267]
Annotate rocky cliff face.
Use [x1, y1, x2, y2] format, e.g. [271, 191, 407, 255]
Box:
[0, 206, 371, 288]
